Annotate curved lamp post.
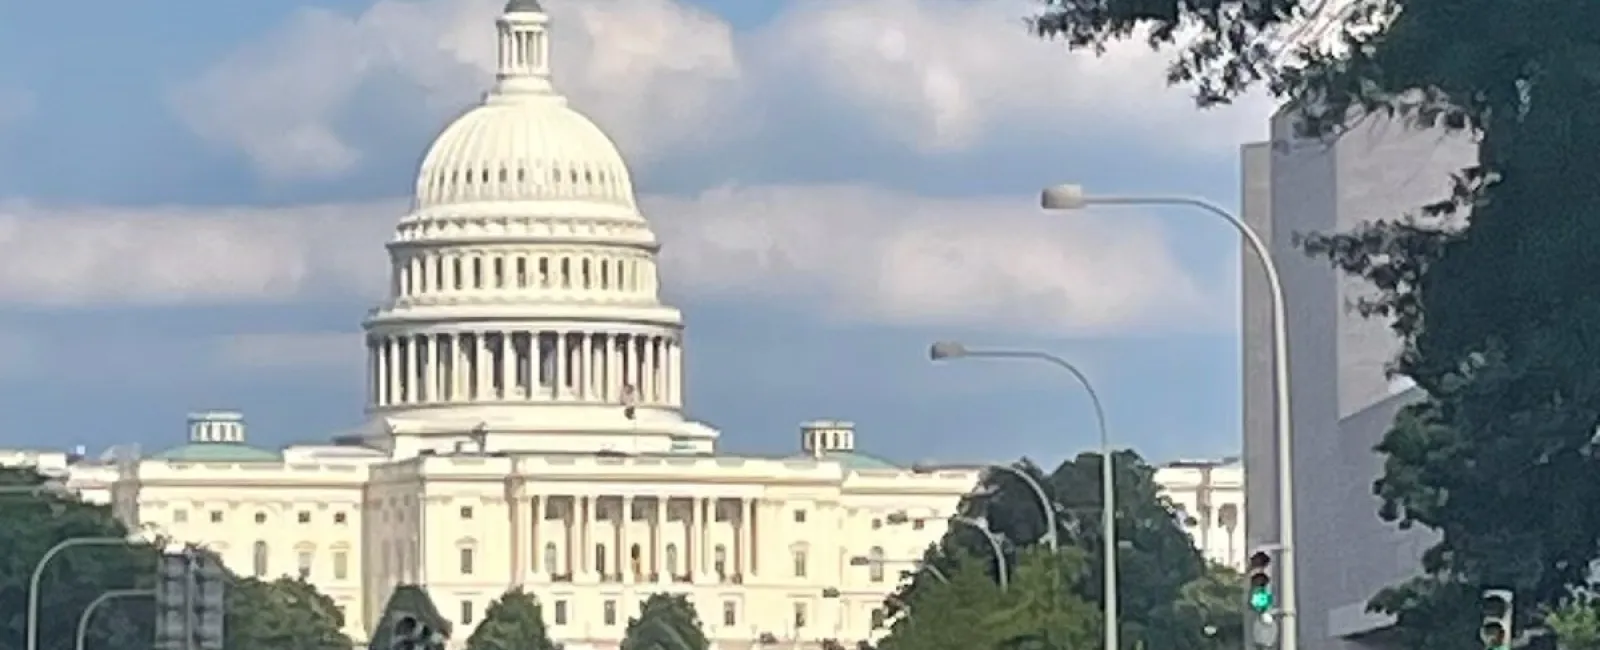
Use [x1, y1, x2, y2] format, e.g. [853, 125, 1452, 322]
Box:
[983, 464, 1060, 552]
[1040, 183, 1296, 650]
[28, 537, 136, 650]
[951, 516, 1010, 592]
[76, 589, 154, 650]
[929, 341, 1113, 649]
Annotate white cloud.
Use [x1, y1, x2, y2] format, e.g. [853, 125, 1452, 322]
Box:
[0, 185, 1220, 335]
[650, 185, 1220, 335]
[169, 0, 1269, 181]
[0, 200, 395, 306]
[213, 332, 364, 371]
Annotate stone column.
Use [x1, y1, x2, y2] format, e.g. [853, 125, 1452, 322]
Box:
[475, 333, 491, 401]
[621, 496, 634, 583]
[508, 488, 524, 582]
[580, 334, 594, 400]
[654, 497, 668, 582]
[698, 498, 712, 580]
[738, 498, 754, 578]
[606, 335, 621, 401]
[555, 332, 569, 399]
[580, 496, 593, 578]
[453, 333, 468, 400]
[499, 331, 513, 400]
[563, 496, 576, 577]
[405, 337, 421, 403]
[374, 337, 388, 406]
[669, 340, 683, 406]
[533, 495, 546, 578]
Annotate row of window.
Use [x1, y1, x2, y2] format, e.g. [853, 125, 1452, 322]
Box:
[392, 251, 655, 298]
[458, 597, 779, 630]
[173, 509, 348, 525]
[417, 160, 629, 207]
[247, 541, 352, 581]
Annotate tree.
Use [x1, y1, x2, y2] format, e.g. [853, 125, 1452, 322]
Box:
[1164, 564, 1249, 650]
[367, 585, 453, 650]
[878, 549, 1098, 650]
[1030, 0, 1600, 645]
[1548, 594, 1600, 650]
[898, 452, 1206, 649]
[620, 593, 707, 650]
[225, 577, 352, 650]
[464, 588, 557, 650]
[0, 467, 158, 650]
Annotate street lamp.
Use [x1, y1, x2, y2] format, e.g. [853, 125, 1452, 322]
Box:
[951, 516, 1009, 592]
[1040, 182, 1296, 650]
[929, 341, 1113, 650]
[76, 589, 153, 650]
[28, 537, 137, 650]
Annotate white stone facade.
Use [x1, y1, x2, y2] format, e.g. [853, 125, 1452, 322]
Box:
[0, 2, 982, 647]
[1154, 458, 1246, 569]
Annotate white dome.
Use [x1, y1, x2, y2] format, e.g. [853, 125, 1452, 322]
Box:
[414, 99, 636, 210]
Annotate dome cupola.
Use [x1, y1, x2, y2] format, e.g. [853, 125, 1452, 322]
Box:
[410, 0, 636, 213]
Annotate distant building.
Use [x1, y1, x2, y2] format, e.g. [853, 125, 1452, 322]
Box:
[1240, 107, 1474, 650]
[0, 2, 980, 647]
[1155, 458, 1245, 569]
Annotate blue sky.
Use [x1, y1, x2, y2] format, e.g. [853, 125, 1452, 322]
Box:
[0, 0, 1274, 466]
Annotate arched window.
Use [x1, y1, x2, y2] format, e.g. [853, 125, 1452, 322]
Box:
[713, 544, 727, 576]
[544, 542, 559, 574]
[595, 544, 608, 575]
[665, 544, 679, 576]
[629, 543, 642, 576]
[252, 541, 268, 578]
[868, 546, 886, 583]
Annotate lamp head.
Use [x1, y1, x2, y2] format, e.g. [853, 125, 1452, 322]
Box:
[929, 341, 969, 361]
[1040, 184, 1088, 211]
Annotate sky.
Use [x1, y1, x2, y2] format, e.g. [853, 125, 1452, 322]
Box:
[0, 0, 1279, 466]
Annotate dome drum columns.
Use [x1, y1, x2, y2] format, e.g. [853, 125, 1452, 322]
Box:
[367, 330, 681, 410]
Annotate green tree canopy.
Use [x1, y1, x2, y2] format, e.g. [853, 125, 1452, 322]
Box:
[1030, 0, 1600, 644]
[897, 452, 1205, 649]
[225, 576, 352, 650]
[620, 593, 707, 650]
[879, 548, 1098, 650]
[1548, 594, 1600, 650]
[0, 467, 158, 650]
[464, 588, 557, 650]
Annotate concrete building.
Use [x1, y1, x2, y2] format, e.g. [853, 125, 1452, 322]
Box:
[0, 2, 983, 647]
[1155, 458, 1246, 569]
[1240, 108, 1475, 650]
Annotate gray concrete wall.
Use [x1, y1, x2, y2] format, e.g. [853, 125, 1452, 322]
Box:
[1240, 108, 1474, 650]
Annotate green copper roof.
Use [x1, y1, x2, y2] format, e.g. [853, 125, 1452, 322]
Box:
[153, 442, 281, 463]
[815, 450, 901, 471]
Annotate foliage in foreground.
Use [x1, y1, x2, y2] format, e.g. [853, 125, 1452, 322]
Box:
[1029, 0, 1600, 646]
[0, 466, 351, 650]
[880, 452, 1244, 650]
[620, 593, 708, 650]
[464, 588, 558, 650]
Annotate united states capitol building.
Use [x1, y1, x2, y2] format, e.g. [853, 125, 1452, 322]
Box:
[0, 1, 1244, 647]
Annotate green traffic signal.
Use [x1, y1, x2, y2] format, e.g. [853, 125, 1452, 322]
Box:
[1249, 588, 1274, 612]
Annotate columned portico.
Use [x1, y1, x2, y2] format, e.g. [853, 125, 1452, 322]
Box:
[517, 493, 761, 585]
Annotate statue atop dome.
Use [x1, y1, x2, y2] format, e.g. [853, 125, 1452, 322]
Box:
[505, 0, 544, 12]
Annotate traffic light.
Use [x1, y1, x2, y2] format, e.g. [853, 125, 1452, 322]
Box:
[390, 613, 444, 650]
[153, 549, 228, 650]
[1481, 589, 1514, 650]
[1246, 549, 1274, 613]
[192, 554, 228, 650]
